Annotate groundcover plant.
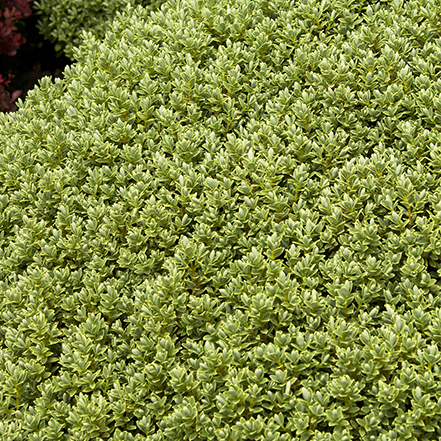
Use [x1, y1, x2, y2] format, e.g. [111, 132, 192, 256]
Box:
[2, 0, 441, 439]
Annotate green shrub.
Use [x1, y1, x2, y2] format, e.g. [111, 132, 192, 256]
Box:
[2, 0, 441, 439]
[32, 0, 166, 59]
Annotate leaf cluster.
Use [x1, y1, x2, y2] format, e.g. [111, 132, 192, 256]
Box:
[32, 0, 166, 60]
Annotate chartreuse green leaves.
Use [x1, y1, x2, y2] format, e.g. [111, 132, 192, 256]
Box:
[3, 0, 441, 439]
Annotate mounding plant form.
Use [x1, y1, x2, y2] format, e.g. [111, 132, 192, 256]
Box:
[2, 0, 441, 439]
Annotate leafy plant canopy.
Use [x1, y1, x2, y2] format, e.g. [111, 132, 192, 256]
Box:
[1, 0, 441, 439]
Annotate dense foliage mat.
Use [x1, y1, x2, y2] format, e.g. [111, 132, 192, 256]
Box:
[2, 0, 441, 439]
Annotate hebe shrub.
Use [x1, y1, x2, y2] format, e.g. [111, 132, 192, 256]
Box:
[32, 0, 166, 60]
[3, 0, 441, 439]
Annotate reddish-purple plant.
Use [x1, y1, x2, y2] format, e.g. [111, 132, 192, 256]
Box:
[0, 0, 32, 112]
[0, 73, 21, 112]
[0, 0, 33, 55]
